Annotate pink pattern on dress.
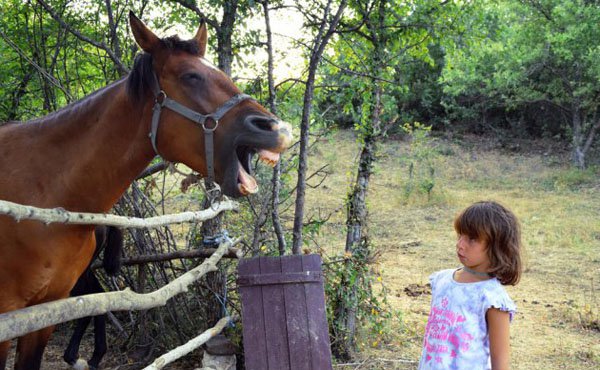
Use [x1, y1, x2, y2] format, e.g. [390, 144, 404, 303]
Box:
[422, 296, 472, 365]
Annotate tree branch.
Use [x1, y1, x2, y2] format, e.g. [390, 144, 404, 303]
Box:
[0, 28, 73, 100]
[92, 247, 243, 269]
[136, 161, 171, 179]
[168, 0, 220, 30]
[36, 0, 129, 75]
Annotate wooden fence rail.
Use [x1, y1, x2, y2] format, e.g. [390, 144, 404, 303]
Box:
[0, 198, 241, 368]
[0, 198, 238, 228]
[143, 315, 237, 370]
[0, 238, 237, 342]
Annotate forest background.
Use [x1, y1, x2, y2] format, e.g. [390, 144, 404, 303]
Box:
[0, 0, 599, 369]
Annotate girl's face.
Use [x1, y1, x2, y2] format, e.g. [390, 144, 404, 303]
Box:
[456, 234, 490, 270]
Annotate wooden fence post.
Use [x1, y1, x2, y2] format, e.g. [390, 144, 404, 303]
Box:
[237, 254, 333, 370]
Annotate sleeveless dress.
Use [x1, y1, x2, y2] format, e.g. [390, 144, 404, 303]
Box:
[418, 269, 516, 369]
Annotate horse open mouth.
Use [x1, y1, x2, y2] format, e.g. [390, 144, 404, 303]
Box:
[236, 146, 280, 195]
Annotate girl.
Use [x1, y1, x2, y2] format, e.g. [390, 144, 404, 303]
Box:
[419, 201, 522, 370]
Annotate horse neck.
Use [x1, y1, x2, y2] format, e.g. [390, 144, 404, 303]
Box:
[31, 79, 156, 211]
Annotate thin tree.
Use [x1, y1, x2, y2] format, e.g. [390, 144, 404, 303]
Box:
[327, 0, 464, 358]
[292, 0, 348, 254]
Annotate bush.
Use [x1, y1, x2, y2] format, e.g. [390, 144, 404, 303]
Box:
[542, 166, 599, 191]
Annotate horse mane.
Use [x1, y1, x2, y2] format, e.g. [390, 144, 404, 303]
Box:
[126, 35, 200, 104]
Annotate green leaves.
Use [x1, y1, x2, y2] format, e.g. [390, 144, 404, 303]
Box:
[441, 0, 600, 166]
[316, 0, 470, 135]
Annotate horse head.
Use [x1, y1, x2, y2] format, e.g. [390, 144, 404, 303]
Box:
[128, 12, 292, 197]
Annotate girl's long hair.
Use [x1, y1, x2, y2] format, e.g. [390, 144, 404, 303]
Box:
[454, 201, 523, 285]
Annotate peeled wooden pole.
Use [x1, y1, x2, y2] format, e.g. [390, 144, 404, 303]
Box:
[143, 315, 237, 370]
[0, 198, 238, 228]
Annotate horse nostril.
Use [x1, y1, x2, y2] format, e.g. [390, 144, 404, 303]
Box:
[247, 116, 277, 132]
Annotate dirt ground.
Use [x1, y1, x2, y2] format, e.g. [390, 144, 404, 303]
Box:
[5, 330, 201, 369]
[311, 131, 600, 369]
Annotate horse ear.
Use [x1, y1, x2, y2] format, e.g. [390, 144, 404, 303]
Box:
[194, 21, 208, 57]
[129, 11, 161, 53]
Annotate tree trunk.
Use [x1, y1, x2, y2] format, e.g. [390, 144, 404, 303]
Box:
[333, 85, 382, 360]
[571, 105, 585, 169]
[104, 0, 126, 77]
[7, 69, 34, 121]
[292, 71, 316, 254]
[261, 0, 288, 256]
[200, 0, 240, 329]
[292, 0, 348, 254]
[216, 0, 239, 77]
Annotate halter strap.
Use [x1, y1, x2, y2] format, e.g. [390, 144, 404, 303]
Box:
[148, 71, 252, 184]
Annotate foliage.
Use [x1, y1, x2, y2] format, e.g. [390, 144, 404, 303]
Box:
[316, 0, 473, 134]
[401, 122, 439, 202]
[0, 0, 161, 121]
[541, 165, 600, 191]
[323, 243, 397, 358]
[442, 0, 600, 167]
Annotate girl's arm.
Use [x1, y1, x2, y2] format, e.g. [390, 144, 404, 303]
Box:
[487, 308, 511, 370]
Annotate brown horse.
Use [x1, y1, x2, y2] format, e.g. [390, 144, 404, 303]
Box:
[0, 12, 292, 370]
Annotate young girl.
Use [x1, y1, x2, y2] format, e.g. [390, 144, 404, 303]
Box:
[419, 201, 522, 370]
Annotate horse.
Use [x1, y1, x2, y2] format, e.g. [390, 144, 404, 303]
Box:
[63, 225, 123, 370]
[0, 12, 292, 370]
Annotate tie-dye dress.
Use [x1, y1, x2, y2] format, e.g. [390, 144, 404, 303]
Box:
[418, 269, 516, 369]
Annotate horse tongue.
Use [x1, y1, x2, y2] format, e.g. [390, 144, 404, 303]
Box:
[238, 166, 258, 195]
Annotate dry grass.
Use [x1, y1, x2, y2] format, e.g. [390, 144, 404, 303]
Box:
[308, 130, 600, 369]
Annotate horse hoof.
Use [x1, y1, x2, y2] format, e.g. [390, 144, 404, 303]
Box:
[73, 358, 89, 370]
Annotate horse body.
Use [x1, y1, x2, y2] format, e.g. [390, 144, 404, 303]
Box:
[0, 84, 149, 207]
[0, 77, 154, 370]
[0, 12, 292, 370]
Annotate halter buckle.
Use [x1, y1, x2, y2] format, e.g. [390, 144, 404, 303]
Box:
[155, 90, 167, 105]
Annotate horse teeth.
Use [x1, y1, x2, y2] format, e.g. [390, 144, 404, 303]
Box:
[259, 156, 276, 167]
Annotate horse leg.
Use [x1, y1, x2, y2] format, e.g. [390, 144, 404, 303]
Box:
[88, 315, 107, 370]
[14, 326, 54, 370]
[87, 272, 108, 370]
[63, 315, 93, 368]
[0, 340, 9, 370]
[64, 269, 94, 369]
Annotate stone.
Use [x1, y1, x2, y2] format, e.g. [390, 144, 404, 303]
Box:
[196, 352, 236, 370]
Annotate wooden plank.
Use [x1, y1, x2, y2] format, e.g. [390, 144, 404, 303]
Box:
[260, 256, 291, 369]
[238, 258, 269, 370]
[238, 271, 322, 286]
[238, 254, 333, 370]
[303, 254, 333, 369]
[282, 255, 311, 370]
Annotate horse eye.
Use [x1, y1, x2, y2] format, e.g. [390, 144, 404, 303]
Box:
[182, 73, 204, 84]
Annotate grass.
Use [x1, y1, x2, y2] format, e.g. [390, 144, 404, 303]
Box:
[306, 130, 600, 369]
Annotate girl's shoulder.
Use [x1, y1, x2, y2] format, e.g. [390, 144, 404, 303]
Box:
[480, 280, 517, 320]
[428, 268, 455, 287]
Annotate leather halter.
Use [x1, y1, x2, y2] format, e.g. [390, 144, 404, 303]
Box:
[148, 71, 252, 184]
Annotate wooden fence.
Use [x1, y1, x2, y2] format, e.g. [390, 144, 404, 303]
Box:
[0, 199, 239, 369]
